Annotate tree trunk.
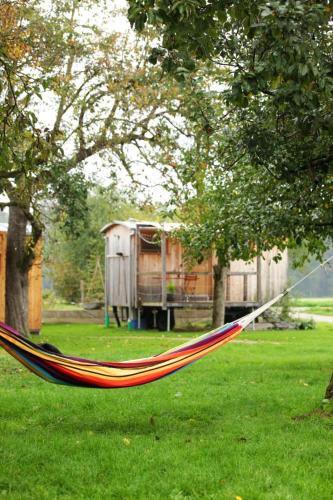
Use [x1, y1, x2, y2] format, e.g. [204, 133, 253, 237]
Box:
[325, 372, 333, 400]
[212, 260, 228, 328]
[5, 206, 30, 336]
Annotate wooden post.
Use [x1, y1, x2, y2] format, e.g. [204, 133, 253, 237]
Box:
[167, 308, 170, 332]
[243, 274, 248, 302]
[161, 230, 167, 310]
[134, 230, 138, 309]
[104, 237, 110, 328]
[0, 232, 6, 322]
[0, 232, 42, 332]
[80, 280, 85, 304]
[257, 256, 262, 304]
[226, 271, 230, 302]
[28, 238, 43, 334]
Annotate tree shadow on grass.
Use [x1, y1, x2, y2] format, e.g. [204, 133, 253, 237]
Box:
[37, 393, 230, 438]
[292, 403, 333, 421]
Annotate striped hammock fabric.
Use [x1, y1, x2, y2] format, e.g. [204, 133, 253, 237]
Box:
[0, 294, 284, 389]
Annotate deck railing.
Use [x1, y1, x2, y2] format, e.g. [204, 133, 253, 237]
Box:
[137, 269, 258, 306]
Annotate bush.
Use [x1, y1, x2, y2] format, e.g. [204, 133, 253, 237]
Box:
[298, 319, 316, 330]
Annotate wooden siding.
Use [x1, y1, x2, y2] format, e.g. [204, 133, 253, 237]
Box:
[0, 232, 6, 322]
[228, 258, 257, 303]
[0, 231, 42, 331]
[28, 239, 42, 332]
[260, 249, 289, 301]
[107, 225, 131, 307]
[104, 223, 288, 308]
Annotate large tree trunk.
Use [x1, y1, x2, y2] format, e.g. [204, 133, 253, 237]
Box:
[5, 206, 31, 336]
[212, 260, 228, 328]
[325, 373, 333, 400]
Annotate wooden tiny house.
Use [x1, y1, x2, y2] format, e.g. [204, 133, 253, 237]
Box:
[101, 220, 288, 330]
[0, 231, 42, 333]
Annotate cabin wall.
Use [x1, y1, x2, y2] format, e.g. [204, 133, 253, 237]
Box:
[0, 232, 6, 322]
[183, 252, 213, 301]
[137, 230, 163, 304]
[212, 250, 288, 304]
[138, 236, 214, 304]
[228, 259, 257, 303]
[28, 239, 42, 332]
[104, 223, 288, 309]
[260, 249, 288, 301]
[165, 238, 213, 301]
[106, 225, 131, 307]
[136, 235, 288, 305]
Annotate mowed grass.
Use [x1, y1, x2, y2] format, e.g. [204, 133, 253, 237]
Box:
[303, 308, 333, 317]
[291, 297, 333, 307]
[42, 300, 82, 311]
[1, 323, 333, 500]
[291, 297, 333, 316]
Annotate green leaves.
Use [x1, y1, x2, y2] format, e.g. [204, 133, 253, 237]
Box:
[125, 0, 332, 295]
[170, 0, 202, 21]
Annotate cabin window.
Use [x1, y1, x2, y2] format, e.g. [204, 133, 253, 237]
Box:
[112, 234, 120, 255]
[140, 230, 161, 253]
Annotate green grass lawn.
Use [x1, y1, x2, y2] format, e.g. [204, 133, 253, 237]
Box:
[1, 323, 333, 500]
[291, 297, 333, 307]
[291, 297, 333, 317]
[42, 300, 82, 311]
[302, 307, 333, 317]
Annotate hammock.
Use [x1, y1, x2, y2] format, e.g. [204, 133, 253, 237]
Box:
[0, 256, 331, 389]
[0, 294, 283, 388]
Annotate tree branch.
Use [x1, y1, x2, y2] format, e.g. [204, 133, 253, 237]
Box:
[51, 0, 77, 138]
[0, 168, 24, 179]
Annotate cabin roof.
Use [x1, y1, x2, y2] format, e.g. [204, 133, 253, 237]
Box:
[100, 219, 181, 234]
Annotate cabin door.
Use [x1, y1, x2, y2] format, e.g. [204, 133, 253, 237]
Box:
[109, 233, 130, 307]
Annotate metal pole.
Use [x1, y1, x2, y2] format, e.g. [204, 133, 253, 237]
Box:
[167, 308, 170, 332]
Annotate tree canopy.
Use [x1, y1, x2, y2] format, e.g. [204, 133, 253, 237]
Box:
[0, 0, 184, 236]
[45, 186, 163, 302]
[128, 0, 333, 254]
[0, 0, 185, 333]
